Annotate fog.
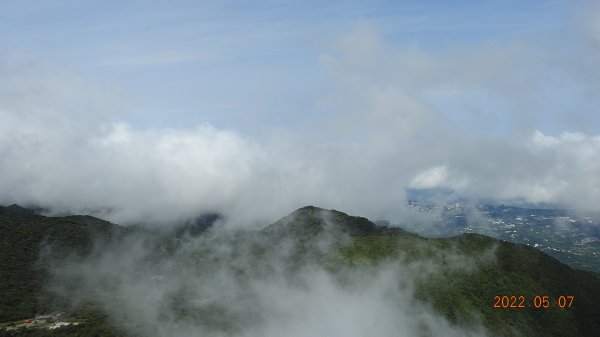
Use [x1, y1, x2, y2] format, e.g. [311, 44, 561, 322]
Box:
[46, 210, 492, 337]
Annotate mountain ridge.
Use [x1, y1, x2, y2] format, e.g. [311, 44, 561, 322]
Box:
[1, 204, 599, 337]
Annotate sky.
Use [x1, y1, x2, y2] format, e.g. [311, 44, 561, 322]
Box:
[1, 0, 599, 227]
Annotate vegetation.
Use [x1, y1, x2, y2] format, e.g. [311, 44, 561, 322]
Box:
[263, 206, 600, 337]
[0, 205, 127, 336]
[1, 204, 599, 336]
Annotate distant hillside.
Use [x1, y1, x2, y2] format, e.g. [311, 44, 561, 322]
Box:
[0, 205, 599, 337]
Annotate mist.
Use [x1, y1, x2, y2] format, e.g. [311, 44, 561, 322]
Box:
[45, 210, 492, 337]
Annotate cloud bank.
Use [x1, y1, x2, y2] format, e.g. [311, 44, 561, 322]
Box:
[1, 12, 600, 227]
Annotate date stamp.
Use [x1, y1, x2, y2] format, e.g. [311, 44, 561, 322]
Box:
[493, 295, 574, 309]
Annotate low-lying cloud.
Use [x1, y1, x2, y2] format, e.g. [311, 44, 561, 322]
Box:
[45, 213, 491, 337]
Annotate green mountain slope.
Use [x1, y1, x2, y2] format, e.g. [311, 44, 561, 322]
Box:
[262, 206, 600, 337]
[0, 205, 599, 337]
[0, 205, 127, 336]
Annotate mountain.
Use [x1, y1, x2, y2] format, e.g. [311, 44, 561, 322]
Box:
[0, 205, 127, 336]
[1, 205, 599, 337]
[261, 206, 600, 337]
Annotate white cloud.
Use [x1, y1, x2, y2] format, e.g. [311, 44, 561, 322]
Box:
[316, 24, 600, 213]
[2, 10, 600, 228]
[410, 166, 448, 189]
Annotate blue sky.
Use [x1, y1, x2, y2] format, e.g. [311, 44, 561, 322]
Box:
[0, 0, 577, 131]
[1, 0, 599, 224]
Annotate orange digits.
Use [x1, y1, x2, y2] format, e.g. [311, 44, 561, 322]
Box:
[495, 295, 573, 309]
